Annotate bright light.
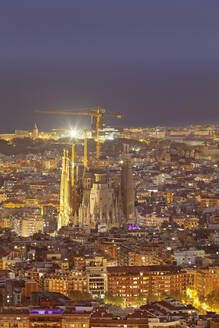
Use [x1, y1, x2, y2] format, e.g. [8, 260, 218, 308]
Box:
[107, 135, 114, 140]
[69, 129, 78, 138]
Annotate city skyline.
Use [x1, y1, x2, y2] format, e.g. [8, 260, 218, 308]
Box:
[0, 3, 219, 323]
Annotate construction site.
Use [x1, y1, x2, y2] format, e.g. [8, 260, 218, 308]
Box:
[36, 106, 136, 232]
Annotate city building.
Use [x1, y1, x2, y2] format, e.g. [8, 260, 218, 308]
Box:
[107, 266, 186, 306]
[90, 309, 149, 328]
[0, 308, 90, 328]
[44, 270, 88, 296]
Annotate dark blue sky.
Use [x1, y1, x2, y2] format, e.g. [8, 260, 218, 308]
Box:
[1, 0, 219, 132]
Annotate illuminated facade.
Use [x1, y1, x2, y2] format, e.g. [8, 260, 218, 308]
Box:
[0, 309, 90, 328]
[44, 271, 88, 296]
[77, 172, 123, 229]
[107, 266, 186, 306]
[57, 151, 135, 230]
[87, 272, 107, 299]
[195, 267, 219, 297]
[58, 150, 72, 230]
[14, 215, 44, 237]
[32, 123, 39, 139]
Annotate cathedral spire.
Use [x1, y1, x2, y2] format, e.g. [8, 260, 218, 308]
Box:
[58, 149, 72, 230]
[121, 154, 135, 224]
[32, 122, 39, 139]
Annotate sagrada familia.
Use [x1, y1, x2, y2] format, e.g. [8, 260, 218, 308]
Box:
[58, 150, 135, 231]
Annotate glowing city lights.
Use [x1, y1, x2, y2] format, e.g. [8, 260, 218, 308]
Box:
[69, 129, 78, 138]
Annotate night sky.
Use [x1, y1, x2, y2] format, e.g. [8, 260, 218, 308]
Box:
[1, 0, 219, 132]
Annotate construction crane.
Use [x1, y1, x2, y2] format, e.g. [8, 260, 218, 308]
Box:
[36, 106, 122, 160]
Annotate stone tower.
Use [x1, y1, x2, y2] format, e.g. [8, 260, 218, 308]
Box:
[121, 156, 135, 224]
[77, 171, 123, 229]
[58, 150, 72, 230]
[32, 123, 39, 139]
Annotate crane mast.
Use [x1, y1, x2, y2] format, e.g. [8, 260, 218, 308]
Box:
[36, 106, 122, 161]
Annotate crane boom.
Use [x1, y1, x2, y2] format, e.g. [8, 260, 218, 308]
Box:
[36, 110, 95, 117]
[36, 110, 122, 118]
[36, 107, 122, 160]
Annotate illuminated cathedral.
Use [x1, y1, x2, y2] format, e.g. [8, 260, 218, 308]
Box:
[58, 150, 135, 231]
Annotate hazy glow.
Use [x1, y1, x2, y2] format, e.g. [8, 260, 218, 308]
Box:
[69, 129, 78, 138]
[99, 134, 114, 141]
[185, 288, 218, 313]
[107, 135, 114, 140]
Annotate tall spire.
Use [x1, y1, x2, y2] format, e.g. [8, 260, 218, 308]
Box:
[58, 149, 72, 230]
[59, 150, 66, 223]
[32, 123, 39, 138]
[121, 153, 135, 224]
[64, 150, 72, 218]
